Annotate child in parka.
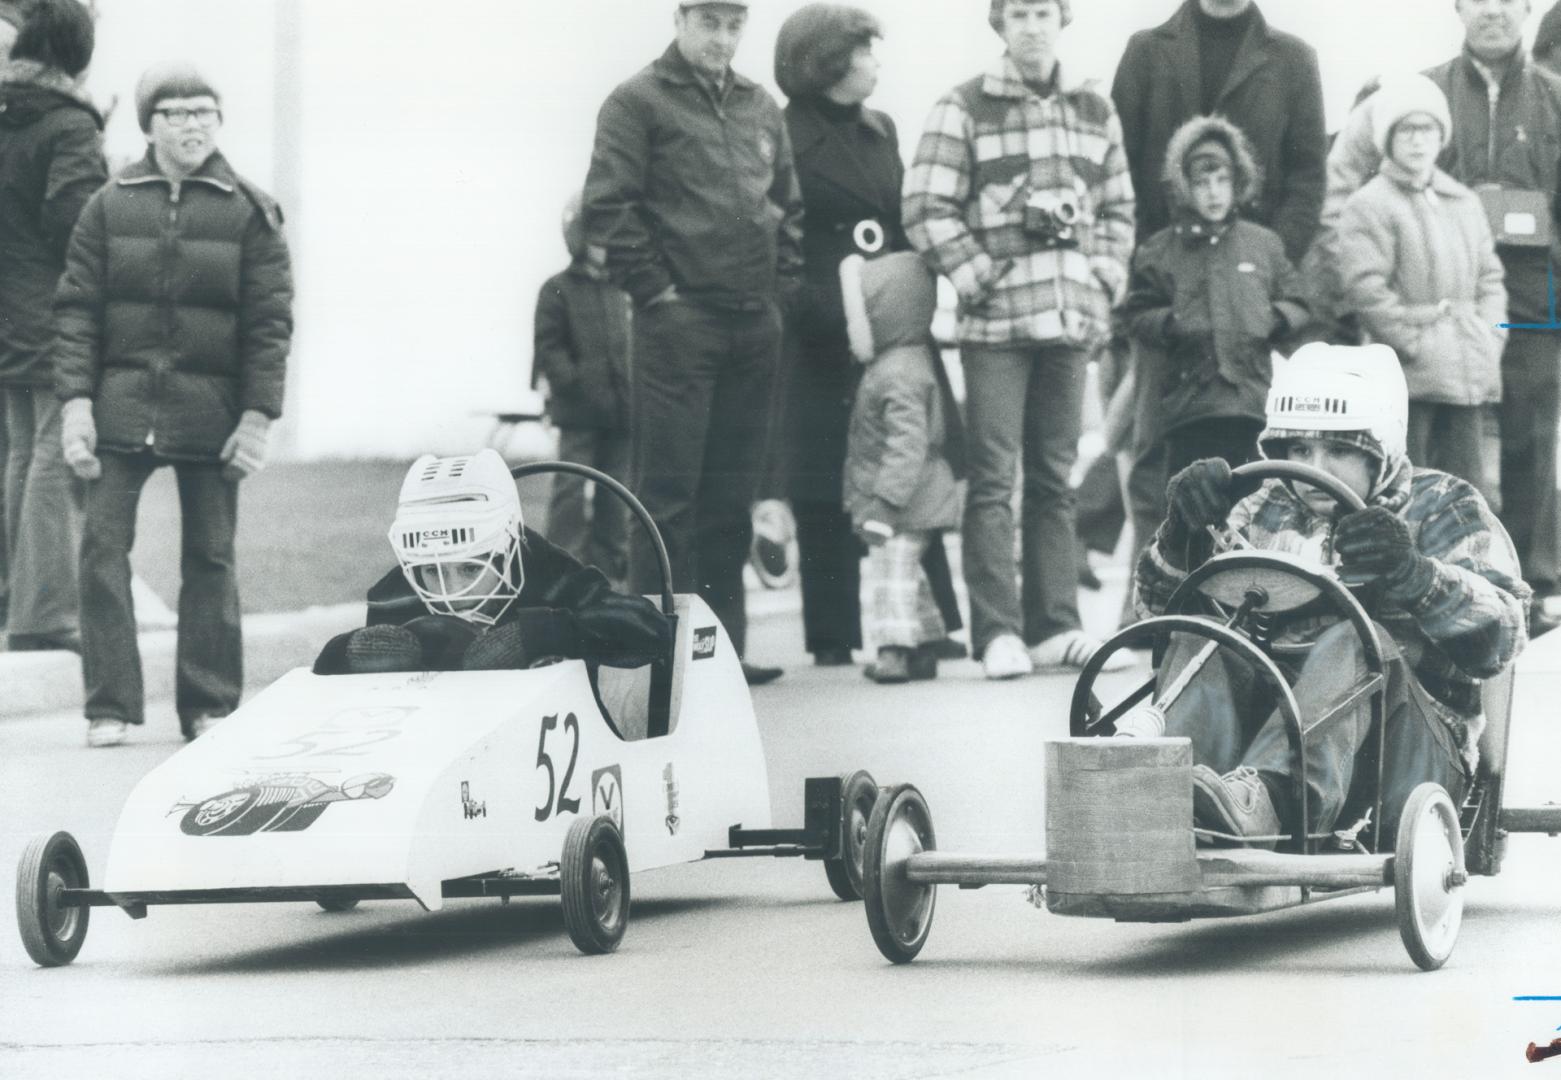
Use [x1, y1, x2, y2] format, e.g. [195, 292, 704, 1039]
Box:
[1117, 115, 1311, 477]
[839, 252, 961, 684]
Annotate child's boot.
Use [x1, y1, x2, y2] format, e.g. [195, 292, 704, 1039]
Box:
[909, 644, 940, 680]
[865, 646, 911, 684]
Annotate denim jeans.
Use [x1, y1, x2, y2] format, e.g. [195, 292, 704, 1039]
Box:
[549, 426, 631, 586]
[4, 388, 83, 636]
[1156, 621, 1467, 840]
[628, 297, 781, 658]
[80, 451, 241, 725]
[1407, 401, 1501, 513]
[960, 344, 1086, 652]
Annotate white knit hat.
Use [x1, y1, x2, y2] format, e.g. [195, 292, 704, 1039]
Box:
[1371, 73, 1452, 157]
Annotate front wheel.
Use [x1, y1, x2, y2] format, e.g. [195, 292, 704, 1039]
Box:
[823, 770, 878, 902]
[560, 815, 630, 955]
[16, 831, 90, 967]
[862, 784, 936, 964]
[1395, 783, 1466, 971]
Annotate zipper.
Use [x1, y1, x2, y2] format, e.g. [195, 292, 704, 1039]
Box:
[145, 182, 182, 450]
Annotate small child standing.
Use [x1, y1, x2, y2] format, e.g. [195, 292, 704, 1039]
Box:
[840, 252, 961, 684]
[1335, 74, 1507, 509]
[1117, 116, 1311, 476]
[532, 192, 633, 584]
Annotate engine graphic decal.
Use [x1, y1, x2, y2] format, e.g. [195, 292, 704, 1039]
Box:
[172, 772, 395, 836]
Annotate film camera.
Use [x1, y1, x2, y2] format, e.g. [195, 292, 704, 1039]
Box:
[1024, 189, 1082, 248]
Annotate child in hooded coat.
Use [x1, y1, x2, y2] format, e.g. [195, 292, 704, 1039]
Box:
[839, 252, 962, 683]
[1117, 115, 1311, 477]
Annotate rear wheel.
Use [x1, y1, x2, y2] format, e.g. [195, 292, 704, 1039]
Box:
[316, 898, 360, 913]
[862, 784, 936, 964]
[823, 770, 878, 901]
[561, 815, 630, 955]
[1395, 783, 1466, 971]
[16, 831, 90, 967]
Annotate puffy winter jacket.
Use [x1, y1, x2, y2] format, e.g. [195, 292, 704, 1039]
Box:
[841, 252, 961, 533]
[1336, 164, 1507, 406]
[0, 64, 105, 387]
[532, 264, 631, 431]
[53, 149, 292, 460]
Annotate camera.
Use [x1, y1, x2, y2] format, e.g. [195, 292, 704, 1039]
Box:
[1024, 189, 1081, 248]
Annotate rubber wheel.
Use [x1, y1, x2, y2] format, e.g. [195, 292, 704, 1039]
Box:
[823, 770, 878, 901]
[560, 815, 630, 955]
[316, 898, 360, 913]
[1394, 783, 1466, 971]
[861, 784, 936, 964]
[16, 831, 90, 967]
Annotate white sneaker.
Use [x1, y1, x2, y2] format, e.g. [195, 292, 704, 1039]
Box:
[1113, 704, 1167, 738]
[86, 718, 128, 748]
[982, 634, 1034, 680]
[1028, 630, 1136, 673]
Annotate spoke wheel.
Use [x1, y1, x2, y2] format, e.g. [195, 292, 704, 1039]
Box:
[16, 831, 90, 967]
[1395, 783, 1466, 971]
[862, 784, 936, 964]
[824, 771, 879, 901]
[561, 815, 630, 955]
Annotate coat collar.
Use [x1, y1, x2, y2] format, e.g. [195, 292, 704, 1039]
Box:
[1379, 158, 1464, 197]
[785, 96, 889, 154]
[1155, 1, 1276, 111]
[981, 52, 1088, 100]
[653, 41, 756, 95]
[1455, 43, 1530, 92]
[117, 147, 238, 193]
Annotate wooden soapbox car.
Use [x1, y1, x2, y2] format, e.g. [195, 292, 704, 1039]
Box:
[17, 463, 883, 966]
[860, 461, 1561, 971]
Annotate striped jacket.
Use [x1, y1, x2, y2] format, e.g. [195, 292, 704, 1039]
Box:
[903, 55, 1135, 347]
[1134, 460, 1529, 760]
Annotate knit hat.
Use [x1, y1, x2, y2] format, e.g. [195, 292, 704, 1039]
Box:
[989, 0, 1071, 33]
[134, 60, 221, 132]
[1370, 73, 1451, 157]
[774, 3, 881, 100]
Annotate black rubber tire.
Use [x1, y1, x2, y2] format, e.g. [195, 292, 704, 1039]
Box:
[861, 784, 936, 964]
[16, 831, 90, 967]
[824, 771, 878, 901]
[560, 815, 630, 955]
[316, 898, 360, 913]
[1395, 783, 1466, 972]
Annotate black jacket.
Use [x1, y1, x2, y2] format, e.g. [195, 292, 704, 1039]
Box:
[1111, 1, 1327, 262]
[583, 43, 804, 308]
[313, 526, 672, 675]
[0, 71, 105, 387]
[532, 264, 631, 431]
[54, 149, 293, 459]
[782, 96, 906, 502]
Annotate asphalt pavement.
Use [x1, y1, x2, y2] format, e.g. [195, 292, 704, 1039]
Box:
[4, 580, 1561, 1079]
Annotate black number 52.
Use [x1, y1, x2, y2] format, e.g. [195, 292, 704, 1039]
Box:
[534, 712, 582, 821]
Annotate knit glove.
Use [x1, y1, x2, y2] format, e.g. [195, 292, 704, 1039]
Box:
[220, 409, 271, 482]
[1165, 458, 1234, 545]
[1333, 506, 1433, 600]
[60, 397, 101, 481]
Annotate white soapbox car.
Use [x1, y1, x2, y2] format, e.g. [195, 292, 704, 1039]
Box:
[17, 463, 882, 965]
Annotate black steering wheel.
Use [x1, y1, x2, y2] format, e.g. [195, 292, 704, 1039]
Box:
[1229, 458, 1367, 519]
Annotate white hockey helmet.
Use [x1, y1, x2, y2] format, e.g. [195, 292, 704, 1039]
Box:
[388, 449, 524, 625]
[1259, 343, 1409, 494]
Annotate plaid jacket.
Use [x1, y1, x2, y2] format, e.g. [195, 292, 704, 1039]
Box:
[1134, 461, 1530, 756]
[903, 55, 1135, 347]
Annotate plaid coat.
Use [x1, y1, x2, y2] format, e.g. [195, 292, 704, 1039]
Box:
[903, 55, 1135, 348]
[1133, 459, 1529, 761]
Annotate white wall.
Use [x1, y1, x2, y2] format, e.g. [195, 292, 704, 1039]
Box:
[83, 0, 1520, 459]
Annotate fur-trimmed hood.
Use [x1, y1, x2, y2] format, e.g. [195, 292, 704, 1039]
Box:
[1163, 114, 1262, 212]
[0, 59, 101, 128]
[840, 251, 936, 363]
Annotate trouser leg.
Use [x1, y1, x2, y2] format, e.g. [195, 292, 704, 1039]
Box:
[0, 402, 8, 621]
[547, 427, 594, 566]
[1074, 450, 1125, 556]
[1411, 402, 1502, 511]
[589, 427, 632, 585]
[1020, 344, 1086, 644]
[794, 497, 862, 654]
[80, 451, 155, 724]
[863, 531, 934, 649]
[172, 461, 242, 721]
[1156, 631, 1275, 773]
[1121, 441, 1168, 629]
[1498, 330, 1560, 594]
[920, 531, 963, 634]
[8, 390, 84, 635]
[959, 346, 1029, 653]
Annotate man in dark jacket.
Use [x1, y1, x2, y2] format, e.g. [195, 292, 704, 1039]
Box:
[582, 0, 804, 685]
[532, 193, 632, 585]
[54, 62, 293, 748]
[0, 0, 105, 653]
[0, 0, 21, 633]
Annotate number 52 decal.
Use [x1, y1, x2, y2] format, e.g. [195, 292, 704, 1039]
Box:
[534, 712, 581, 821]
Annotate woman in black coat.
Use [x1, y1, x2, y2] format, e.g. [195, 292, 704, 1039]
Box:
[774, 5, 961, 666]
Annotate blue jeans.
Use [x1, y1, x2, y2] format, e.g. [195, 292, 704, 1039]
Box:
[4, 388, 83, 637]
[960, 344, 1086, 653]
[80, 451, 241, 726]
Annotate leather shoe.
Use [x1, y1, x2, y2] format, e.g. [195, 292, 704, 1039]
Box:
[923, 636, 968, 661]
[1191, 765, 1282, 849]
[741, 661, 783, 686]
[1530, 604, 1561, 640]
[8, 631, 82, 654]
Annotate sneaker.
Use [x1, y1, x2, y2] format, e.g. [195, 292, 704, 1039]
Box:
[864, 646, 911, 684]
[981, 634, 1034, 680]
[1112, 704, 1166, 738]
[1191, 765, 1282, 849]
[1028, 630, 1135, 673]
[86, 718, 128, 748]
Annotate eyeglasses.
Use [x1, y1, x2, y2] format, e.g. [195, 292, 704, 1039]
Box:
[153, 106, 221, 128]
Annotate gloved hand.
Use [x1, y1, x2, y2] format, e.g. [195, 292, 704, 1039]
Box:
[402, 614, 478, 669]
[220, 409, 271, 482]
[342, 625, 424, 674]
[60, 397, 100, 481]
[854, 498, 898, 547]
[1165, 457, 1234, 544]
[462, 609, 582, 670]
[1333, 506, 1433, 599]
